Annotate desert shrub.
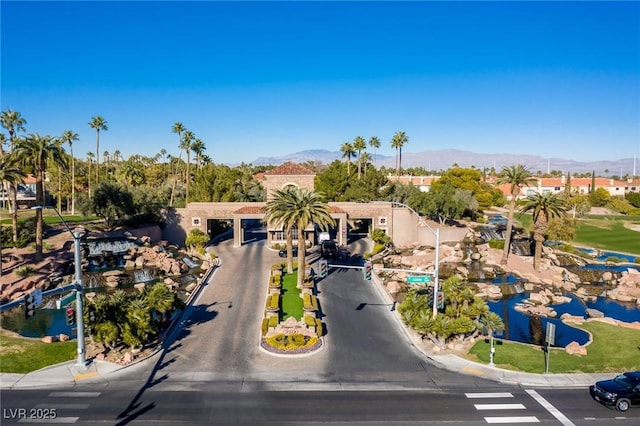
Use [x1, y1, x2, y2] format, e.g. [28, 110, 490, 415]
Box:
[488, 239, 504, 249]
[16, 265, 35, 277]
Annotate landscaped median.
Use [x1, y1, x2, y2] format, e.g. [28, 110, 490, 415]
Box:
[260, 262, 323, 355]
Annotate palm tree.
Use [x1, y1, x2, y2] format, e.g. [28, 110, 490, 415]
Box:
[519, 192, 568, 271]
[86, 152, 95, 198]
[369, 136, 381, 167]
[180, 130, 195, 204]
[391, 131, 409, 177]
[14, 133, 67, 261]
[360, 152, 372, 176]
[289, 188, 335, 288]
[89, 116, 108, 185]
[1, 108, 27, 243]
[170, 122, 185, 207]
[495, 165, 536, 265]
[264, 186, 299, 273]
[191, 138, 206, 170]
[0, 155, 26, 211]
[60, 130, 79, 215]
[353, 136, 367, 179]
[340, 142, 355, 175]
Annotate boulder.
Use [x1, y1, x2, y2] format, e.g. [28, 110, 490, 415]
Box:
[565, 341, 587, 356]
[586, 308, 604, 318]
[41, 336, 57, 343]
[58, 334, 70, 342]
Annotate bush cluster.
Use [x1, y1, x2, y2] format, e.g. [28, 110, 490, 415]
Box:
[264, 333, 319, 352]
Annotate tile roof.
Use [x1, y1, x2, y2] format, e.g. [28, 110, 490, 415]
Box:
[264, 162, 315, 176]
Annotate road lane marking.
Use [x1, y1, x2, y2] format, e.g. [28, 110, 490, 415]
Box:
[466, 392, 514, 398]
[48, 392, 100, 398]
[18, 418, 79, 424]
[526, 389, 575, 426]
[475, 403, 526, 410]
[485, 416, 540, 424]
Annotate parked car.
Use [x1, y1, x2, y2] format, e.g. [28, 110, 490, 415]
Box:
[589, 371, 640, 411]
[320, 240, 338, 259]
[278, 247, 298, 258]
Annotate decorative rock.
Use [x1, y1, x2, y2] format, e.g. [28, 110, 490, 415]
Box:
[58, 334, 70, 342]
[586, 308, 604, 318]
[41, 336, 57, 343]
[122, 352, 133, 364]
[565, 341, 587, 356]
[185, 282, 197, 292]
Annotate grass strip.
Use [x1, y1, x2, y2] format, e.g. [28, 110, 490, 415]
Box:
[280, 268, 304, 321]
[466, 320, 640, 374]
[0, 330, 76, 373]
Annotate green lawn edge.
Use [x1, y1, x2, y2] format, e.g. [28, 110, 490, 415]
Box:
[0, 330, 77, 373]
[466, 320, 640, 374]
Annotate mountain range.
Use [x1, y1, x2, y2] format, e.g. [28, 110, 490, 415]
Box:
[251, 149, 638, 177]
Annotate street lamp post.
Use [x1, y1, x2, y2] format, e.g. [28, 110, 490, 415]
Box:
[374, 201, 440, 318]
[33, 206, 86, 367]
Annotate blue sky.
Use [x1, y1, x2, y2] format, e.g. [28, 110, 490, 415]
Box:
[2, 1, 639, 165]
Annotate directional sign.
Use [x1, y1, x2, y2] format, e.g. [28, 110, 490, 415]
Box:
[56, 292, 76, 309]
[407, 275, 431, 284]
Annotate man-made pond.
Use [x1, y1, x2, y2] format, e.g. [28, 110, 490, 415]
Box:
[576, 248, 639, 263]
[487, 289, 640, 348]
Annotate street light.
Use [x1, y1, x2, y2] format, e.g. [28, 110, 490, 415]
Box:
[373, 201, 440, 318]
[32, 206, 87, 367]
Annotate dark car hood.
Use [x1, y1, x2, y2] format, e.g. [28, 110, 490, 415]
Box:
[596, 379, 630, 393]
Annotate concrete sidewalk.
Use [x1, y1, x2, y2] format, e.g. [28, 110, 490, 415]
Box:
[0, 349, 612, 390]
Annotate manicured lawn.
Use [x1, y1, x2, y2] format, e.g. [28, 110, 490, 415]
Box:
[280, 269, 304, 321]
[0, 330, 76, 373]
[467, 321, 640, 374]
[574, 216, 640, 255]
[514, 212, 640, 256]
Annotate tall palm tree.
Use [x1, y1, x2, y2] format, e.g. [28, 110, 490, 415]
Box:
[264, 186, 299, 273]
[1, 108, 27, 243]
[495, 165, 536, 265]
[14, 133, 67, 261]
[180, 130, 195, 204]
[289, 188, 335, 288]
[60, 130, 79, 215]
[519, 192, 568, 271]
[89, 116, 108, 185]
[87, 152, 95, 198]
[340, 142, 355, 176]
[369, 136, 381, 167]
[0, 134, 6, 157]
[170, 122, 185, 207]
[391, 131, 409, 177]
[353, 136, 367, 179]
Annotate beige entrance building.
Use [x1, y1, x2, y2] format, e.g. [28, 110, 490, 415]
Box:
[162, 162, 465, 248]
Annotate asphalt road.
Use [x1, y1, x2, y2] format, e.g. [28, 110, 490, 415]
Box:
[2, 234, 639, 424]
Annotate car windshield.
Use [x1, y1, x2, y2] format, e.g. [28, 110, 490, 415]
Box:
[614, 374, 635, 390]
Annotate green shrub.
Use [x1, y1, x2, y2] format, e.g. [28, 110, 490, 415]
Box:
[263, 333, 319, 351]
[268, 316, 279, 328]
[373, 242, 385, 255]
[261, 318, 269, 336]
[302, 293, 318, 311]
[16, 266, 35, 278]
[270, 274, 282, 286]
[315, 319, 323, 337]
[488, 239, 504, 249]
[265, 295, 279, 311]
[604, 256, 624, 263]
[304, 314, 316, 327]
[633, 257, 640, 264]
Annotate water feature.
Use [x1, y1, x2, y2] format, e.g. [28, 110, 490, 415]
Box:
[576, 248, 639, 263]
[487, 293, 590, 347]
[132, 268, 156, 283]
[84, 238, 139, 257]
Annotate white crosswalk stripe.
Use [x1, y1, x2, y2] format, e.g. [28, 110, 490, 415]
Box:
[467, 391, 540, 424]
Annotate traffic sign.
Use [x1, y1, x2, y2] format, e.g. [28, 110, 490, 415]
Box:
[407, 275, 431, 284]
